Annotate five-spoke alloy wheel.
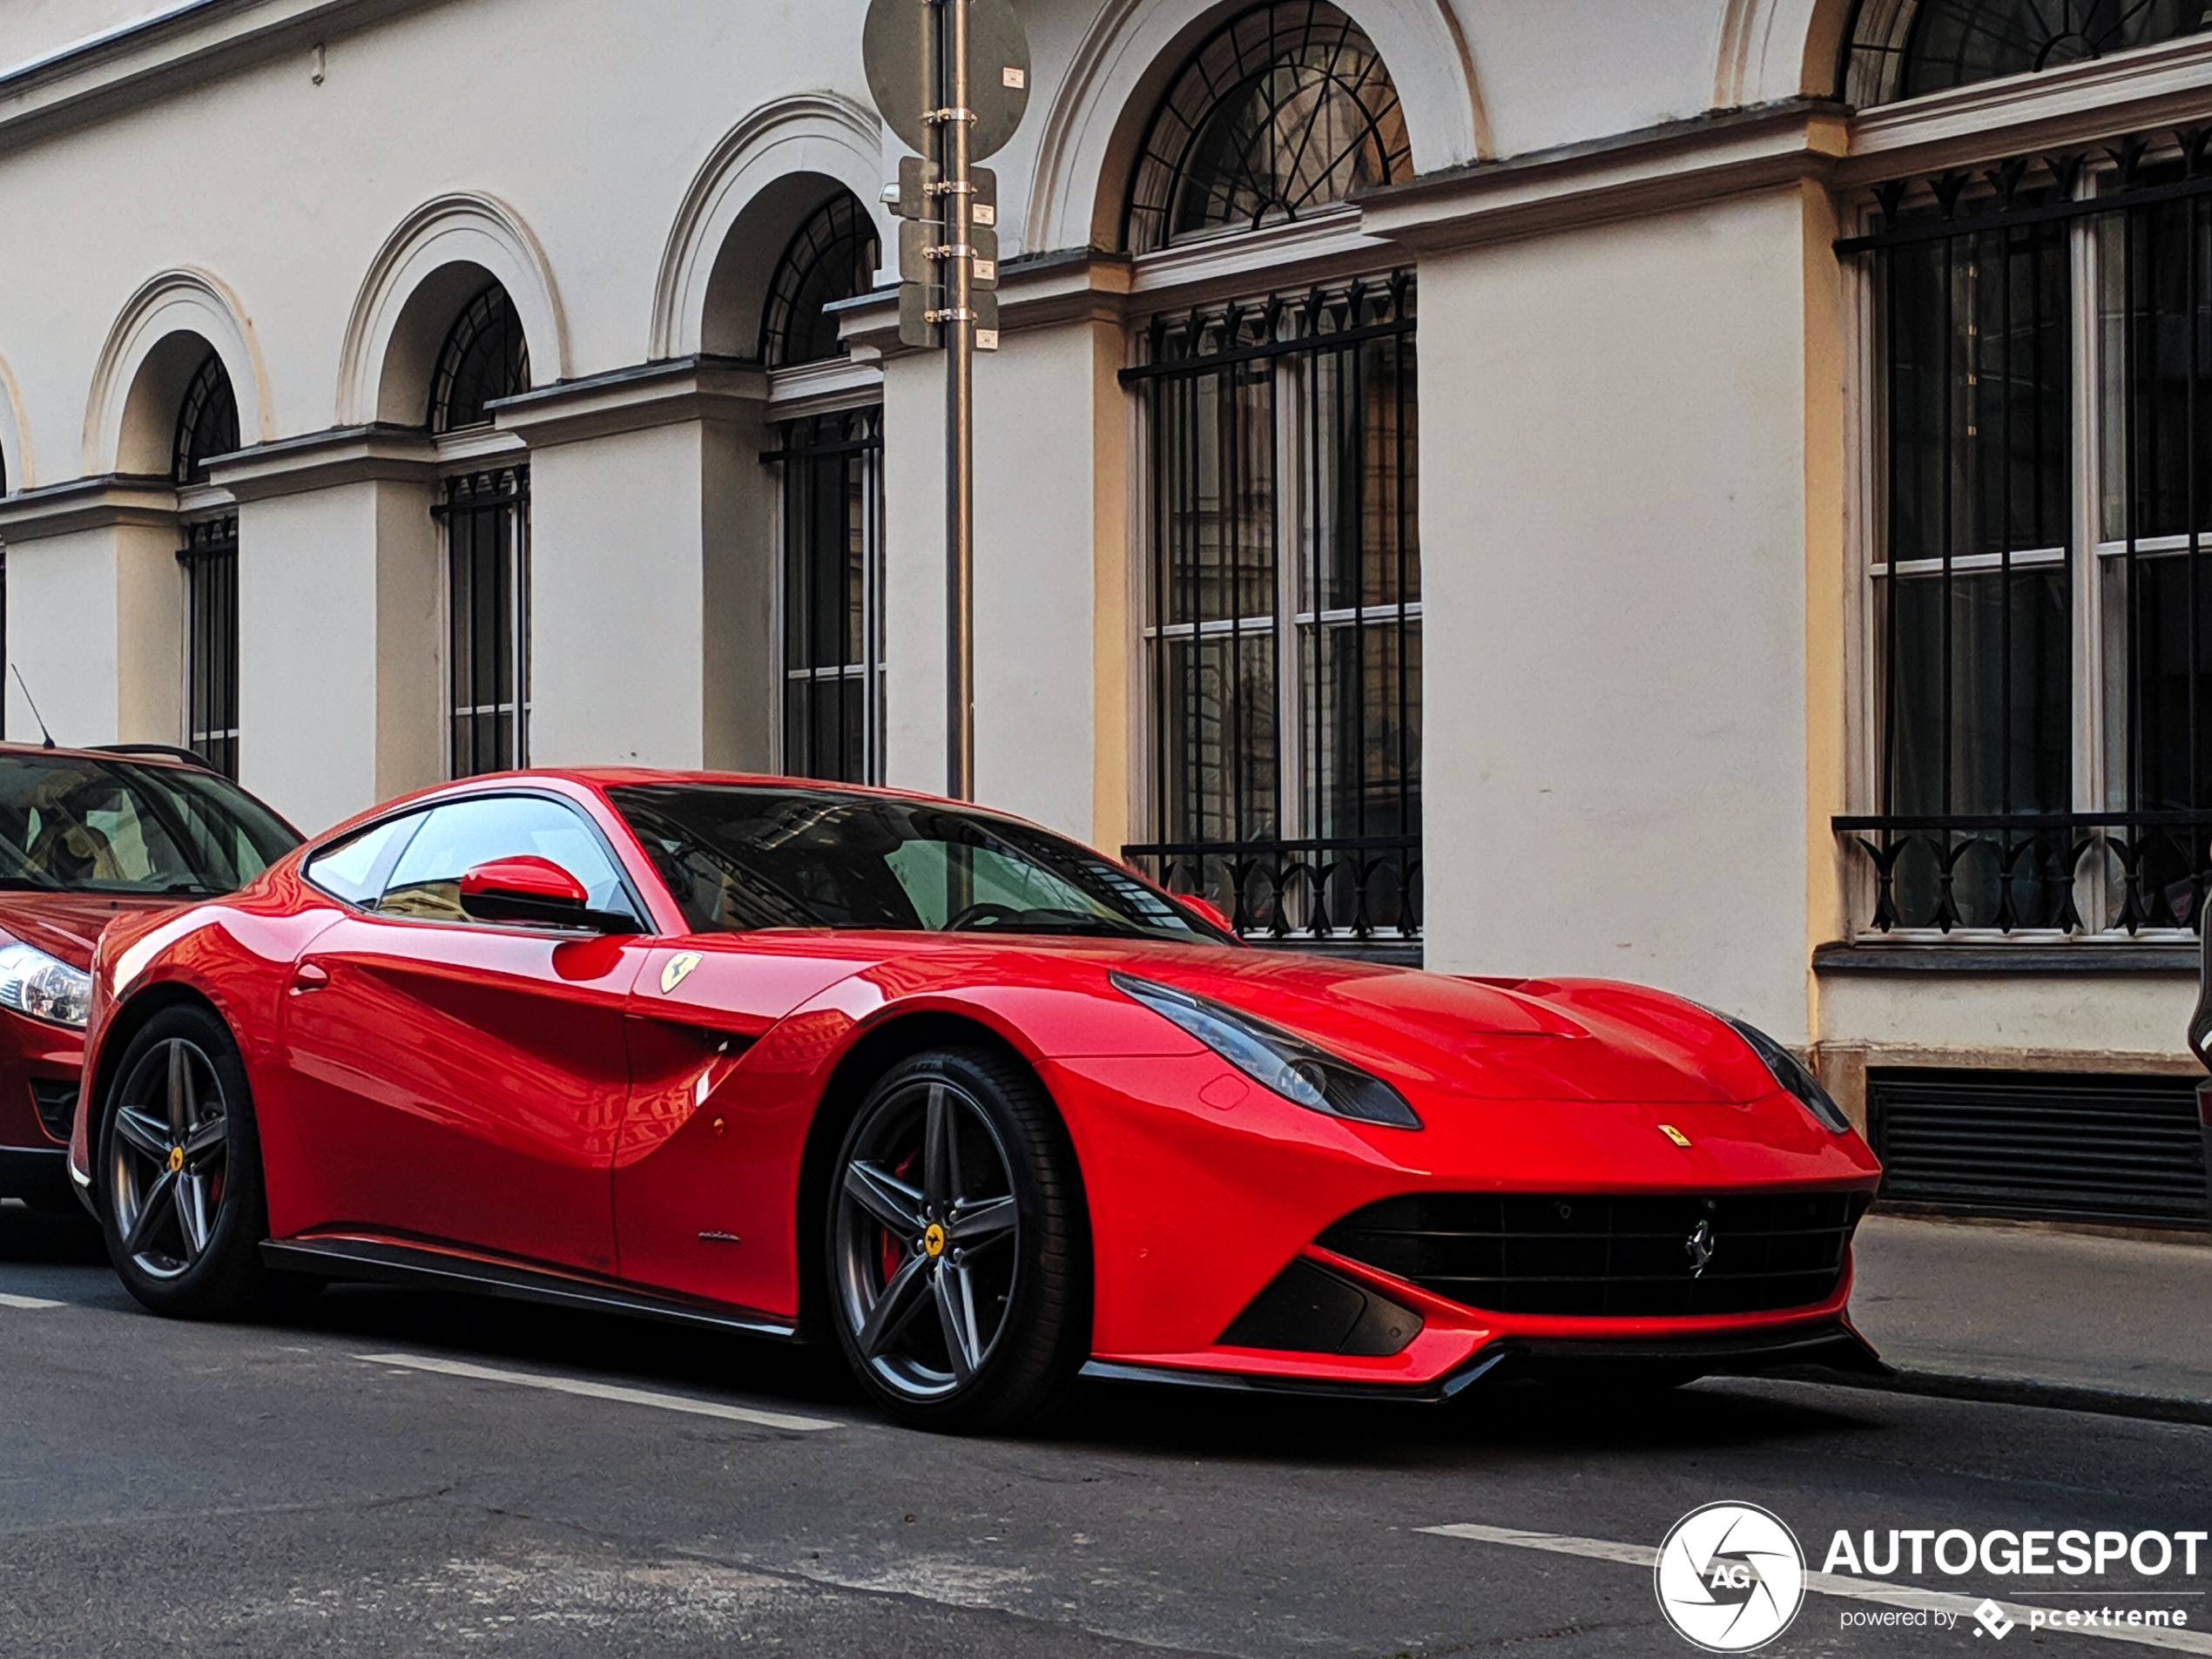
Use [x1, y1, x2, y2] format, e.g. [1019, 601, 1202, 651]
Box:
[98, 1002, 307, 1318]
[828, 1049, 1087, 1430]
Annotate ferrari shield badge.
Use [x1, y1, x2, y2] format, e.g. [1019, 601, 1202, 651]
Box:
[1657, 1123, 1693, 1148]
[660, 951, 704, 995]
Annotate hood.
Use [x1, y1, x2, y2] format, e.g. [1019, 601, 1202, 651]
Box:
[0, 890, 183, 969]
[1085, 947, 1777, 1104]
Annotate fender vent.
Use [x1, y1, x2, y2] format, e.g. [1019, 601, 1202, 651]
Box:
[1869, 1069, 2209, 1228]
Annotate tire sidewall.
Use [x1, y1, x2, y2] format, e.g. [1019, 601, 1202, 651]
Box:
[98, 1002, 271, 1317]
[826, 1048, 1085, 1429]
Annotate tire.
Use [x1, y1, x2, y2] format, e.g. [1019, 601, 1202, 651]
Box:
[826, 1047, 1089, 1432]
[96, 1002, 314, 1319]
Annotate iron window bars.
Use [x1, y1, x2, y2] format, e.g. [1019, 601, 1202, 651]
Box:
[438, 467, 530, 778]
[1123, 0, 1412, 255]
[173, 352, 242, 777]
[1838, 135, 2212, 934]
[1120, 272, 1420, 944]
[430, 284, 530, 434]
[1841, 0, 2209, 107]
[177, 518, 239, 779]
[766, 408, 886, 786]
[760, 192, 881, 368]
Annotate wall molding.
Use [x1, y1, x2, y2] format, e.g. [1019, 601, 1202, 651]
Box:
[81, 265, 273, 476]
[0, 473, 179, 542]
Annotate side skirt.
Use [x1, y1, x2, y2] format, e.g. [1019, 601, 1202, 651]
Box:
[260, 1235, 799, 1342]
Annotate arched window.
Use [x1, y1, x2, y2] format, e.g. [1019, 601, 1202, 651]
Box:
[1843, 0, 2209, 105]
[429, 282, 532, 775]
[760, 192, 880, 368]
[429, 282, 530, 433]
[173, 350, 240, 776]
[172, 350, 239, 485]
[1123, 1, 1412, 255]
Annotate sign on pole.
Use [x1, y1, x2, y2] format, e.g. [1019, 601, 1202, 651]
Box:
[865, 0, 1030, 800]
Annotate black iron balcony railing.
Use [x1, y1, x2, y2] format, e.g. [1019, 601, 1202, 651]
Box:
[1121, 835, 1421, 943]
[1834, 813, 2212, 935]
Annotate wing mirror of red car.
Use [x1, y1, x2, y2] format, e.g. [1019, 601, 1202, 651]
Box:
[459, 856, 635, 933]
[1177, 894, 1237, 936]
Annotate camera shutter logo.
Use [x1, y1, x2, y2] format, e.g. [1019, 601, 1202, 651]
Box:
[1654, 1502, 1805, 1651]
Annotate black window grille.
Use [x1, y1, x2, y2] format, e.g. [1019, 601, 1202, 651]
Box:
[768, 408, 884, 785]
[429, 284, 530, 434]
[761, 193, 880, 368]
[1123, 1, 1412, 254]
[172, 351, 239, 485]
[1842, 0, 2209, 106]
[439, 466, 529, 778]
[179, 516, 239, 778]
[1838, 138, 2212, 934]
[1121, 273, 1420, 944]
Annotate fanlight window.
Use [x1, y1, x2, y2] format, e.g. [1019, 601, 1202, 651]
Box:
[760, 192, 880, 368]
[172, 351, 239, 485]
[1843, 0, 2210, 105]
[429, 283, 530, 434]
[1124, 0, 1412, 255]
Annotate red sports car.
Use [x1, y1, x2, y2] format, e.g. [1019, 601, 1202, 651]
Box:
[71, 770, 1883, 1429]
[0, 741, 297, 1214]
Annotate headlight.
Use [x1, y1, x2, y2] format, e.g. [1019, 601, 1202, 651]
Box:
[1725, 1016, 1851, 1134]
[0, 941, 92, 1029]
[1110, 972, 1421, 1130]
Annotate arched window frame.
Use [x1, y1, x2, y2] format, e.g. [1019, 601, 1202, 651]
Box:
[1841, 0, 2211, 106]
[428, 282, 533, 777]
[172, 349, 241, 777]
[760, 192, 880, 369]
[1123, 0, 1412, 256]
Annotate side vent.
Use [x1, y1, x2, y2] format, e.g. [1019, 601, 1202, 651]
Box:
[1217, 1259, 1422, 1357]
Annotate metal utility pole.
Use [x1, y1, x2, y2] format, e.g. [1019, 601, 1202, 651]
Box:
[866, 0, 1027, 801]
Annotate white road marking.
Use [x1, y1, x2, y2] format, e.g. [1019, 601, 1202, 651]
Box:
[0, 1292, 66, 1310]
[355, 1352, 841, 1433]
[1421, 1522, 2212, 1654]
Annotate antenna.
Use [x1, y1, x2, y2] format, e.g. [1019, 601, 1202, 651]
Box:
[10, 664, 55, 749]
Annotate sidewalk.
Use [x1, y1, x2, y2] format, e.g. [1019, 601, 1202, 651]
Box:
[1842, 1213, 2212, 1420]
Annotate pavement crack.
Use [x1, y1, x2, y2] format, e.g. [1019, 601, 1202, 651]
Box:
[0, 1486, 455, 1541]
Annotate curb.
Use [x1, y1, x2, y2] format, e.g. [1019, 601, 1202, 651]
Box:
[1783, 1365, 2212, 1427]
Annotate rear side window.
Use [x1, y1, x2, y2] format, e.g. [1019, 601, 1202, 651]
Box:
[377, 795, 629, 923]
[302, 813, 422, 906]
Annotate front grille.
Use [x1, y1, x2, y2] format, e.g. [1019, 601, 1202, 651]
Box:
[1317, 1190, 1868, 1318]
[29, 1080, 78, 1143]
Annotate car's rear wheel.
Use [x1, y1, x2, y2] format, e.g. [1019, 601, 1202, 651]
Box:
[826, 1048, 1088, 1431]
[98, 1003, 312, 1318]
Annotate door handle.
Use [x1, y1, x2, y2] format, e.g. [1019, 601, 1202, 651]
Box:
[290, 961, 332, 995]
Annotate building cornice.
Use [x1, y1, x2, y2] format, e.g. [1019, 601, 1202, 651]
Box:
[0, 474, 177, 541]
[489, 356, 767, 448]
[0, 0, 440, 156]
[200, 421, 435, 502]
[1360, 98, 1850, 255]
[836, 251, 1134, 361]
[1840, 30, 2212, 185]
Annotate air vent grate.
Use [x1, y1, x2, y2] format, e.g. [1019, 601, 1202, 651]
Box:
[1868, 1069, 2209, 1227]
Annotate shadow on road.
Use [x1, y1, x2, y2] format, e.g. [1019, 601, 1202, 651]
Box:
[0, 1202, 108, 1265]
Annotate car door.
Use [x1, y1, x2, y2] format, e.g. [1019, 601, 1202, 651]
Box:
[279, 792, 655, 1275]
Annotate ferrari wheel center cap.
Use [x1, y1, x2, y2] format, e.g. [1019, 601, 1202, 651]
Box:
[167, 1146, 185, 1174]
[922, 1223, 947, 1258]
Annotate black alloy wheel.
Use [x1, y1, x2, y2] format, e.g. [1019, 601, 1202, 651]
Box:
[827, 1048, 1088, 1430]
[98, 1003, 314, 1318]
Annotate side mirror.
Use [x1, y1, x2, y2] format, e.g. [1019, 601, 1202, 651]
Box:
[459, 856, 604, 930]
[1178, 894, 1237, 936]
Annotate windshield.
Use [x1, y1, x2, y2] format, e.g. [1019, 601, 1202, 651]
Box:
[610, 784, 1228, 944]
[0, 753, 300, 897]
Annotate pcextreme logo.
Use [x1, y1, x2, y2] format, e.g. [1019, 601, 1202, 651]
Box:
[1655, 1502, 1807, 1652]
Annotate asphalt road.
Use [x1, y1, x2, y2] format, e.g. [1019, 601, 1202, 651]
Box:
[3, 1201, 2205, 1659]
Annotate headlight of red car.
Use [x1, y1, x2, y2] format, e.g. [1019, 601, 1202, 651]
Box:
[1723, 1015, 1853, 1134]
[0, 938, 93, 1028]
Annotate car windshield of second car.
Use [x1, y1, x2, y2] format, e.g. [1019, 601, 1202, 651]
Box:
[609, 784, 1224, 944]
[0, 753, 298, 896]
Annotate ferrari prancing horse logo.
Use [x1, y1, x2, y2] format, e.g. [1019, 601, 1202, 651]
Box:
[660, 951, 704, 995]
[1657, 1123, 1693, 1148]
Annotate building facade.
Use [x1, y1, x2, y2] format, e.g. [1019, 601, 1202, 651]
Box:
[1, 0, 2207, 1223]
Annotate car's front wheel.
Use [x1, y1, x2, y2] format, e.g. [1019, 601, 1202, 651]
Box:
[98, 1002, 311, 1318]
[826, 1048, 1088, 1431]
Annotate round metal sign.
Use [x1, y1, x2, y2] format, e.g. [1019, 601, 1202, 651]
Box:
[863, 0, 1032, 161]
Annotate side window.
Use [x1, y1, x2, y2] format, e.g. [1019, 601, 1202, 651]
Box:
[377, 795, 628, 924]
[303, 813, 423, 906]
